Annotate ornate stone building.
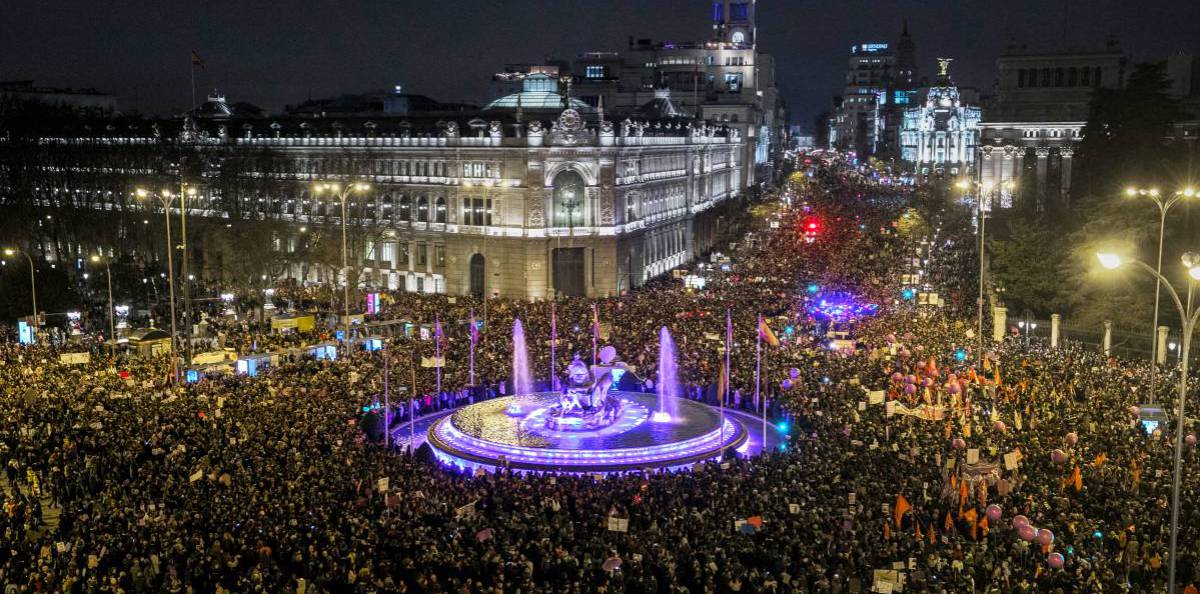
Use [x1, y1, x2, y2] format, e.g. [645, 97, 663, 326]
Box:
[899, 60, 981, 178]
[11, 106, 746, 301]
[977, 44, 1125, 209]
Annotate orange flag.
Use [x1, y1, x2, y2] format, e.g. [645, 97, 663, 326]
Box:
[1093, 453, 1108, 467]
[915, 521, 924, 542]
[894, 495, 911, 529]
[979, 515, 989, 538]
[959, 478, 969, 507]
[944, 511, 954, 532]
[1072, 465, 1083, 492]
[964, 508, 978, 539]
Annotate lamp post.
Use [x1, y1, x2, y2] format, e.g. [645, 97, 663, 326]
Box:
[1097, 250, 1200, 594]
[313, 181, 370, 344]
[178, 184, 199, 364]
[1124, 185, 1196, 404]
[956, 179, 1013, 360]
[137, 187, 179, 379]
[90, 254, 115, 346]
[2, 248, 37, 332]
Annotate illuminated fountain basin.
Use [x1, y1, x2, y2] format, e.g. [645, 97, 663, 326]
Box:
[428, 391, 747, 473]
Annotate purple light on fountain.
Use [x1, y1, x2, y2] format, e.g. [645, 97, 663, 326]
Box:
[512, 318, 534, 397]
[654, 326, 680, 422]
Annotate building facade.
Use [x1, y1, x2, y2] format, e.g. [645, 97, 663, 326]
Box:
[9, 108, 746, 302]
[977, 44, 1125, 210]
[900, 60, 981, 178]
[829, 23, 920, 159]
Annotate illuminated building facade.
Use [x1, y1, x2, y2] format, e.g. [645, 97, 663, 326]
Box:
[829, 23, 920, 159]
[900, 59, 981, 178]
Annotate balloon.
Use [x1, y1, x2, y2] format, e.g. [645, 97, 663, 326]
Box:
[905, 375, 917, 384]
[947, 383, 961, 395]
[904, 384, 917, 394]
[890, 371, 903, 382]
[922, 377, 934, 388]
[886, 334, 897, 343]
[790, 368, 801, 379]
[1065, 432, 1079, 446]
[1037, 529, 1055, 546]
[599, 346, 617, 365]
[900, 349, 912, 358]
[1019, 524, 1037, 541]
[1013, 515, 1029, 529]
[780, 379, 793, 391]
[1187, 434, 1197, 447]
[952, 438, 966, 450]
[1048, 552, 1065, 569]
[986, 504, 1002, 522]
[993, 420, 1007, 433]
[1050, 449, 1067, 464]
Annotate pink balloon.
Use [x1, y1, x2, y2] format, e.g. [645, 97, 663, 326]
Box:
[886, 334, 897, 343]
[1019, 524, 1038, 541]
[790, 368, 801, 379]
[1050, 449, 1067, 464]
[994, 421, 1007, 433]
[780, 379, 793, 391]
[1012, 515, 1029, 529]
[1065, 432, 1079, 446]
[890, 371, 903, 382]
[986, 504, 1002, 521]
[952, 438, 966, 450]
[899, 349, 912, 358]
[947, 383, 961, 395]
[904, 384, 917, 394]
[922, 377, 934, 388]
[1037, 529, 1055, 546]
[1048, 552, 1065, 569]
[905, 375, 917, 384]
[1187, 434, 1197, 447]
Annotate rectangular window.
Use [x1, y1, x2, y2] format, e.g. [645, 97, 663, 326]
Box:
[397, 244, 409, 266]
[712, 2, 723, 21]
[585, 65, 607, 79]
[724, 73, 742, 92]
[381, 242, 396, 267]
[417, 244, 428, 267]
[730, 2, 749, 20]
[434, 245, 446, 267]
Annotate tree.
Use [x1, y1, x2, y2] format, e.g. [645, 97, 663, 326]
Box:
[988, 215, 1070, 318]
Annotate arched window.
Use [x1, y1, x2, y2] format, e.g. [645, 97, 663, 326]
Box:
[434, 196, 447, 223]
[398, 195, 412, 222]
[552, 170, 586, 227]
[416, 196, 430, 222]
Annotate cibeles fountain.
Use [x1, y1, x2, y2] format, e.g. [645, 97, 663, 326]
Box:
[427, 324, 751, 473]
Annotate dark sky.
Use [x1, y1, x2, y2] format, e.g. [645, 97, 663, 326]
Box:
[3, 0, 1198, 127]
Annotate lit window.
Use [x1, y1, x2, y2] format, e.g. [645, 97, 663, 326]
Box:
[585, 65, 607, 79]
[724, 73, 742, 91]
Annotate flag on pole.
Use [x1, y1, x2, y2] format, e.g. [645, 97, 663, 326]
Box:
[191, 50, 206, 70]
[893, 495, 911, 529]
[758, 316, 780, 347]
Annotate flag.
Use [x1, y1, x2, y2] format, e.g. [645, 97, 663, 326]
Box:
[191, 50, 206, 70]
[893, 495, 911, 529]
[758, 316, 780, 347]
[915, 520, 924, 542]
[1072, 465, 1083, 492]
[1093, 453, 1108, 467]
[964, 508, 978, 539]
[979, 515, 989, 538]
[943, 511, 954, 532]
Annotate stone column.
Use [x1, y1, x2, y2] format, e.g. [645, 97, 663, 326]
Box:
[1051, 314, 1061, 348]
[1103, 321, 1113, 356]
[993, 307, 1007, 344]
[1059, 147, 1074, 204]
[1157, 326, 1170, 365]
[1035, 147, 1050, 209]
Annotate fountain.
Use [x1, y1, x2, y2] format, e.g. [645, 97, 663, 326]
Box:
[509, 319, 533, 414]
[653, 326, 680, 423]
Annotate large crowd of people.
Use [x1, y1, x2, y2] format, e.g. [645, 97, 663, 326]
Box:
[1, 162, 1198, 593]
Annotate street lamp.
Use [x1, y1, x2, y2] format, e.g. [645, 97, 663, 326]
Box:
[1097, 250, 1200, 594]
[90, 254, 115, 346]
[1125, 185, 1196, 404]
[137, 187, 179, 379]
[2, 248, 36, 331]
[957, 179, 1014, 361]
[176, 184, 199, 364]
[313, 181, 370, 343]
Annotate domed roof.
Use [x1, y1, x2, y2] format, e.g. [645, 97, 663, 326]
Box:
[634, 88, 689, 120]
[483, 73, 593, 112]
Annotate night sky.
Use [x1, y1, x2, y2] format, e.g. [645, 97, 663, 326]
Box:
[3, 0, 1198, 126]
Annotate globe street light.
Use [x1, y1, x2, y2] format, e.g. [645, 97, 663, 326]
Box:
[137, 187, 179, 380]
[313, 181, 370, 343]
[90, 254, 115, 347]
[1096, 250, 1200, 594]
[2, 248, 37, 332]
[1125, 185, 1197, 404]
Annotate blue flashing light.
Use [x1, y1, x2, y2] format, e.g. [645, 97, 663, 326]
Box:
[777, 421, 790, 433]
[807, 284, 820, 294]
[784, 325, 795, 335]
[336, 330, 346, 341]
[901, 288, 916, 300]
[1093, 531, 1103, 539]
[954, 349, 967, 362]
[185, 370, 200, 383]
